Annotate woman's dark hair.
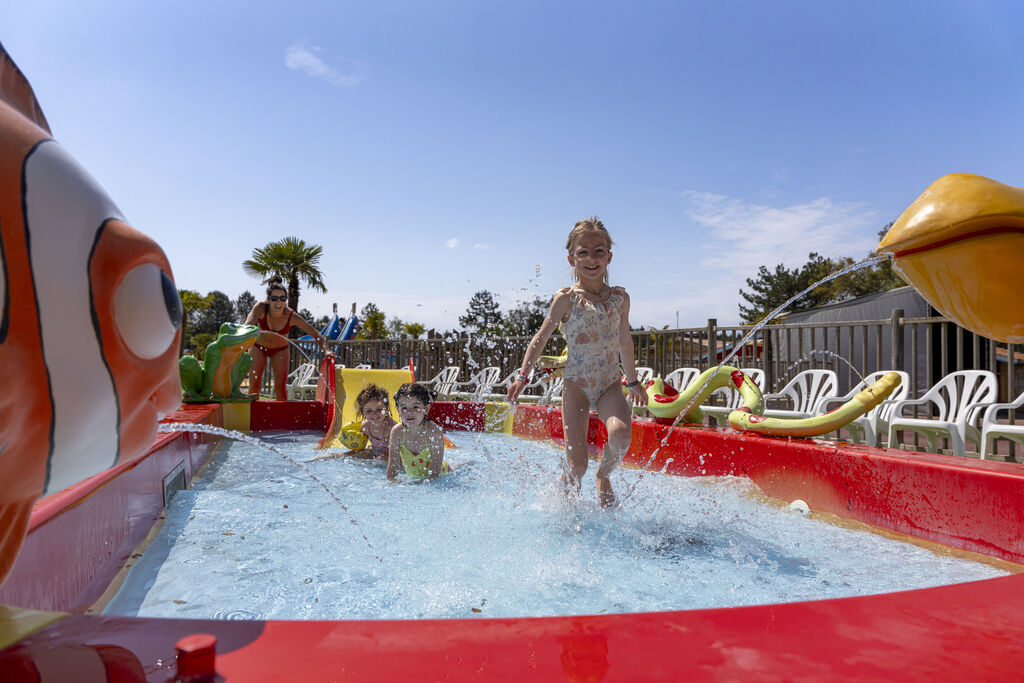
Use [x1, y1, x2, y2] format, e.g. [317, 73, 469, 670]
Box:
[355, 384, 390, 418]
[266, 276, 287, 299]
[394, 382, 434, 407]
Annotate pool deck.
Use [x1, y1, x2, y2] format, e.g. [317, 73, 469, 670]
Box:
[2, 398, 1024, 680]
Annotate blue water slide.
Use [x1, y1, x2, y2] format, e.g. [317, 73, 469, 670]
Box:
[339, 315, 358, 340]
[300, 315, 344, 341]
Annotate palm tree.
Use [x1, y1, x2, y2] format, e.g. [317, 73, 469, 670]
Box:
[242, 236, 328, 311]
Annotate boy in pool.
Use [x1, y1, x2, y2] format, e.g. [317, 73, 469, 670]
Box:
[387, 383, 450, 480]
[311, 384, 395, 462]
[508, 216, 647, 507]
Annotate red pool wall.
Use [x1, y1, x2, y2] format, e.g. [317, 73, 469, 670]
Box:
[496, 403, 1024, 564]
[0, 404, 223, 612]
[5, 400, 1024, 681]
[250, 400, 330, 432]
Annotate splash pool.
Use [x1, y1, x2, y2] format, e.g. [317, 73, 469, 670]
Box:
[4, 395, 1024, 680]
[103, 431, 1007, 621]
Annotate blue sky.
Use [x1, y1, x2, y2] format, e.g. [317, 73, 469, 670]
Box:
[3, 1, 1022, 330]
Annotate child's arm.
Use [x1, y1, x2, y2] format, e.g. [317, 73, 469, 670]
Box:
[386, 424, 403, 480]
[426, 422, 446, 478]
[307, 449, 363, 462]
[508, 290, 571, 401]
[618, 291, 648, 406]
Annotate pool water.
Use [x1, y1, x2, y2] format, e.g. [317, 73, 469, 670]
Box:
[102, 431, 1008, 620]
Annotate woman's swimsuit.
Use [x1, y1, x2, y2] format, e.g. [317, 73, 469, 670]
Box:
[364, 421, 392, 459]
[254, 309, 293, 356]
[399, 427, 450, 477]
[560, 286, 625, 409]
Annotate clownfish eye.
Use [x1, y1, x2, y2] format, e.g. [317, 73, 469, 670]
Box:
[114, 263, 181, 358]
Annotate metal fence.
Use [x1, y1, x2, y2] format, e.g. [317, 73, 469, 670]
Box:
[276, 310, 1023, 459]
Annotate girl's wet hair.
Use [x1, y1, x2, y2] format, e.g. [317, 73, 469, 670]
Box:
[565, 216, 613, 252]
[265, 275, 287, 299]
[355, 384, 390, 418]
[394, 382, 435, 407]
[566, 216, 614, 283]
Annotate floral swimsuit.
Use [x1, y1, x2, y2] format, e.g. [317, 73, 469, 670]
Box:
[560, 286, 625, 408]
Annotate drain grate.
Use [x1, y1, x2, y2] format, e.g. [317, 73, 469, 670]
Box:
[162, 460, 187, 508]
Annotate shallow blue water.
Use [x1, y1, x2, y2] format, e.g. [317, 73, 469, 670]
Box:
[103, 431, 1008, 620]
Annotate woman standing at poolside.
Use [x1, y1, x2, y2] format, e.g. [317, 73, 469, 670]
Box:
[245, 276, 332, 401]
[507, 217, 647, 507]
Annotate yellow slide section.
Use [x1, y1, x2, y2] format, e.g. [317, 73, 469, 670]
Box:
[336, 368, 413, 423]
[319, 368, 413, 450]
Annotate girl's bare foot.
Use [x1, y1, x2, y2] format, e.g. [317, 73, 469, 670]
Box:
[561, 473, 582, 499]
[596, 475, 616, 508]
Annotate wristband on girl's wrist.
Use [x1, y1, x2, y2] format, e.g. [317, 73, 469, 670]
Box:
[625, 378, 641, 388]
[516, 371, 530, 383]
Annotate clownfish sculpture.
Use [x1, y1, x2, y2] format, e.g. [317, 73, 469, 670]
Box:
[0, 43, 182, 583]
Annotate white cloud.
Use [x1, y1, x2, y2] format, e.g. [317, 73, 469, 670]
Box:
[659, 191, 884, 325]
[447, 238, 459, 248]
[682, 191, 878, 277]
[473, 243, 488, 249]
[284, 41, 366, 87]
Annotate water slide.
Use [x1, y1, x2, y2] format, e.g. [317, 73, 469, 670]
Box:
[300, 313, 358, 342]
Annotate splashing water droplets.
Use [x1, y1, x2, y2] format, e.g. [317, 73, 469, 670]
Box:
[157, 422, 381, 563]
[617, 255, 885, 507]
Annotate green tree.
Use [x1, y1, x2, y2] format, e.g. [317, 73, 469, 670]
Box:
[235, 290, 257, 322]
[357, 302, 388, 339]
[738, 254, 844, 323]
[387, 316, 405, 339]
[242, 236, 327, 313]
[501, 295, 550, 336]
[195, 291, 235, 335]
[737, 227, 905, 324]
[403, 322, 426, 339]
[178, 289, 214, 355]
[459, 290, 503, 335]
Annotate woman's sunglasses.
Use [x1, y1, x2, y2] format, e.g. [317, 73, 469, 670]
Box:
[269, 296, 286, 302]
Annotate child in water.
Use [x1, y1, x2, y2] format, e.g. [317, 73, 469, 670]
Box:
[507, 216, 647, 507]
[387, 383, 450, 480]
[312, 384, 395, 462]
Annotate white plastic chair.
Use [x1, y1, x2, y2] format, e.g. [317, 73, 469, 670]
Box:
[814, 371, 910, 445]
[449, 366, 502, 401]
[416, 366, 460, 400]
[664, 367, 700, 393]
[979, 391, 1024, 460]
[635, 367, 655, 386]
[484, 369, 548, 403]
[887, 370, 998, 458]
[286, 363, 318, 400]
[761, 369, 838, 420]
[704, 368, 766, 427]
[540, 375, 565, 405]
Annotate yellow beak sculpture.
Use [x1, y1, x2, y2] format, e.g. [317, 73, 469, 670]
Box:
[877, 173, 1024, 344]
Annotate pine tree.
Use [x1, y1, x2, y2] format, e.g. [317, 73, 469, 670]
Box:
[195, 291, 235, 334]
[737, 231, 905, 324]
[459, 290, 503, 335]
[500, 295, 551, 335]
[235, 291, 257, 322]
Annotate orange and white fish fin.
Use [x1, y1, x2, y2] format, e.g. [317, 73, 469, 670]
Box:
[0, 42, 51, 134]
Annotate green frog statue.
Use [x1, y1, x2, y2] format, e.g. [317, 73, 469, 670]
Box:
[180, 322, 260, 402]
